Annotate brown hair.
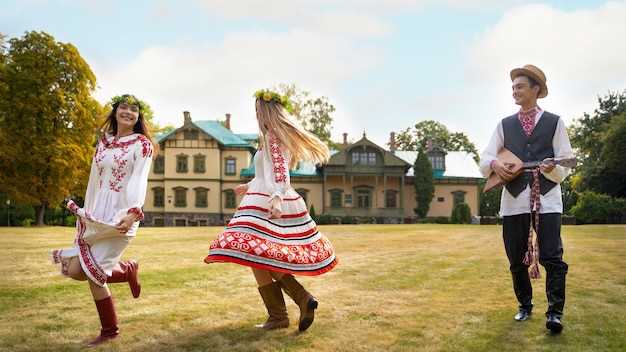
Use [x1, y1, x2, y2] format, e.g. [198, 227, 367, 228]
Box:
[255, 99, 329, 168]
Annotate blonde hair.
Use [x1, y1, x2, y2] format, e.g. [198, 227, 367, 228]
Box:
[255, 99, 330, 168]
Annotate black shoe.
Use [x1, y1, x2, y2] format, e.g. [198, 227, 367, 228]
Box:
[514, 308, 532, 321]
[546, 315, 563, 333]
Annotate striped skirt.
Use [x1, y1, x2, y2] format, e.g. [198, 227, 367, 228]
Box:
[204, 191, 337, 276]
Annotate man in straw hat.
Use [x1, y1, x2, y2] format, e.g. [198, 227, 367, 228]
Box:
[479, 65, 574, 333]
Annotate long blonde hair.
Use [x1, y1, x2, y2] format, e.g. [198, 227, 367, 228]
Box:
[255, 98, 330, 168]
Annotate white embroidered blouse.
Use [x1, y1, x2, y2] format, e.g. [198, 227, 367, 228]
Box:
[246, 135, 295, 211]
[80, 133, 153, 235]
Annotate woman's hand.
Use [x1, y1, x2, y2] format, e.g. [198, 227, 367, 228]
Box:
[268, 196, 282, 219]
[116, 214, 136, 234]
[234, 184, 248, 195]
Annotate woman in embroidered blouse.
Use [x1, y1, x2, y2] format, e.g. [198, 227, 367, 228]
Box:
[205, 90, 338, 332]
[51, 94, 154, 347]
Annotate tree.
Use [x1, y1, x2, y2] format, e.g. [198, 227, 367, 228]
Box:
[275, 83, 336, 148]
[413, 151, 434, 218]
[569, 91, 626, 196]
[394, 120, 479, 162]
[599, 113, 626, 197]
[478, 179, 502, 216]
[0, 31, 102, 225]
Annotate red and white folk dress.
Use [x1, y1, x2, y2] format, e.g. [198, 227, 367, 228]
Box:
[205, 135, 338, 275]
[51, 133, 153, 286]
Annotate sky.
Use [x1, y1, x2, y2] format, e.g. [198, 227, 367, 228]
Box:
[2, 0, 626, 151]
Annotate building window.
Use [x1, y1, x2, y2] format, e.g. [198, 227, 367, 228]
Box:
[195, 187, 208, 208]
[344, 194, 352, 205]
[174, 187, 187, 207]
[153, 156, 165, 174]
[385, 190, 397, 208]
[224, 190, 236, 209]
[194, 154, 206, 173]
[296, 188, 309, 205]
[452, 191, 466, 207]
[225, 158, 236, 175]
[368, 152, 376, 165]
[437, 197, 445, 202]
[356, 189, 371, 208]
[174, 218, 187, 227]
[352, 151, 377, 165]
[153, 218, 164, 227]
[184, 129, 199, 140]
[176, 154, 188, 173]
[428, 151, 446, 171]
[329, 189, 343, 208]
[153, 187, 164, 207]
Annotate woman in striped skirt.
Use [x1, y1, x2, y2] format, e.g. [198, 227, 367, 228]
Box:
[204, 89, 338, 332]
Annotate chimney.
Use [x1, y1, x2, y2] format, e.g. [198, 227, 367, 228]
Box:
[183, 111, 191, 124]
[225, 113, 231, 130]
[343, 133, 348, 145]
[389, 132, 396, 153]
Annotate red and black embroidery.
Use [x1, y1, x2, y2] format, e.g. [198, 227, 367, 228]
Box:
[269, 135, 287, 183]
[137, 135, 153, 158]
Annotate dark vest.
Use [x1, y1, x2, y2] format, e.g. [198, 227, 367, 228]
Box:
[502, 111, 559, 197]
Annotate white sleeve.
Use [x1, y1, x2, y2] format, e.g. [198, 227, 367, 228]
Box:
[83, 142, 103, 211]
[479, 122, 503, 178]
[122, 138, 153, 221]
[263, 135, 290, 210]
[542, 117, 573, 184]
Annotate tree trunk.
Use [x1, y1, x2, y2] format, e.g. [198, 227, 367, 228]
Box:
[35, 201, 47, 226]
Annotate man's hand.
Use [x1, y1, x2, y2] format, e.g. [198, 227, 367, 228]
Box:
[540, 159, 556, 173]
[234, 184, 248, 195]
[492, 160, 515, 181]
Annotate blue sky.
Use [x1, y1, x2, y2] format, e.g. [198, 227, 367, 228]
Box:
[2, 0, 625, 151]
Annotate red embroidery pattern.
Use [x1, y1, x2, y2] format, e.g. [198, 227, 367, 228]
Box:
[245, 192, 302, 201]
[109, 147, 130, 192]
[76, 219, 107, 285]
[518, 106, 539, 136]
[137, 135, 153, 158]
[269, 135, 287, 183]
[210, 231, 334, 265]
[127, 207, 144, 221]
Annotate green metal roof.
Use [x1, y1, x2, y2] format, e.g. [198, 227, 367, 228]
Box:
[156, 120, 253, 148]
[240, 160, 320, 177]
[235, 133, 259, 141]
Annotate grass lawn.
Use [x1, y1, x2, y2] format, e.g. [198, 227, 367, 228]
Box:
[0, 224, 624, 352]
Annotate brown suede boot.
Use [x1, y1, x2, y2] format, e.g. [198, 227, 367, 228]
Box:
[107, 260, 141, 298]
[255, 281, 289, 330]
[86, 296, 119, 347]
[278, 274, 318, 332]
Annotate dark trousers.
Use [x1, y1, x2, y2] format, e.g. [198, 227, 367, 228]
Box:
[503, 213, 568, 317]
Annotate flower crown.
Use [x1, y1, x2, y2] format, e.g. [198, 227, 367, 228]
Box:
[111, 94, 144, 112]
[254, 89, 294, 114]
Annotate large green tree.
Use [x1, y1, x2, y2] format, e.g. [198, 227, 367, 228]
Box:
[569, 91, 626, 197]
[275, 83, 336, 148]
[413, 151, 434, 218]
[0, 31, 102, 225]
[394, 120, 479, 162]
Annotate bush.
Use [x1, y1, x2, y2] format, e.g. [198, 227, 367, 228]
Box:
[64, 215, 77, 227]
[309, 205, 316, 219]
[341, 216, 356, 224]
[316, 214, 333, 225]
[417, 216, 450, 224]
[571, 192, 626, 224]
[451, 203, 472, 224]
[21, 218, 33, 227]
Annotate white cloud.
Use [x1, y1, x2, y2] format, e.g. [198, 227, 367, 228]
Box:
[411, 1, 626, 151]
[91, 29, 381, 133]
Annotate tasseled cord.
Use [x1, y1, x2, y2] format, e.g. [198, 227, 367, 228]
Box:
[523, 168, 542, 279]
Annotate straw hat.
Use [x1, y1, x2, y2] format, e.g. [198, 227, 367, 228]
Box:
[510, 64, 548, 99]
